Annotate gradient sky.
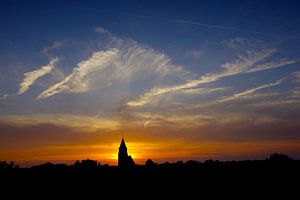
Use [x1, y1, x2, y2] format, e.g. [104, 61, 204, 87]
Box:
[1, 0, 300, 166]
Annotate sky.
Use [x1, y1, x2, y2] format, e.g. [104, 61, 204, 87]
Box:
[1, 0, 300, 166]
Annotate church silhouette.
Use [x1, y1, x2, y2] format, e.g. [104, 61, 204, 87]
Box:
[118, 137, 135, 169]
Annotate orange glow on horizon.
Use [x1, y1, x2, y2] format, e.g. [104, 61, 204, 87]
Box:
[106, 142, 143, 163]
[2, 139, 300, 167]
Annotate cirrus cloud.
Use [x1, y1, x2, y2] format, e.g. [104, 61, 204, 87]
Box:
[37, 39, 191, 100]
[1, 57, 59, 99]
[127, 49, 296, 107]
[19, 57, 59, 95]
[37, 48, 119, 99]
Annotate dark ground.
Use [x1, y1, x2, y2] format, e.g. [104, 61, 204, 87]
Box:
[1, 154, 299, 199]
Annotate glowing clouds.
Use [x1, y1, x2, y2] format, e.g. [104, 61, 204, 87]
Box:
[0, 114, 121, 132]
[1, 57, 59, 99]
[19, 57, 59, 94]
[126, 49, 295, 107]
[37, 48, 119, 99]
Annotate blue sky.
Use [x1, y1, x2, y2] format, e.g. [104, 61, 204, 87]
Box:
[1, 0, 300, 165]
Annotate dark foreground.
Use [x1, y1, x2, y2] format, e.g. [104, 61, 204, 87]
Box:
[1, 155, 299, 199]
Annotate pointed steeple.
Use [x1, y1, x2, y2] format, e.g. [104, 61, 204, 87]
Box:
[119, 137, 127, 153]
[118, 137, 135, 169]
[120, 137, 126, 147]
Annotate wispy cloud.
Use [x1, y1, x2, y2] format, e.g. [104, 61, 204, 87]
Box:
[244, 87, 300, 109]
[144, 119, 152, 128]
[95, 27, 110, 34]
[293, 71, 300, 83]
[214, 78, 284, 104]
[250, 99, 300, 108]
[80, 7, 300, 39]
[0, 114, 120, 132]
[19, 58, 59, 95]
[227, 37, 250, 49]
[180, 87, 227, 95]
[182, 78, 284, 111]
[1, 58, 59, 99]
[134, 111, 277, 130]
[38, 39, 190, 100]
[43, 40, 70, 55]
[37, 48, 119, 99]
[127, 49, 296, 107]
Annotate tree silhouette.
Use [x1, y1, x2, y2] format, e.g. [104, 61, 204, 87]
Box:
[0, 161, 19, 169]
[73, 159, 100, 169]
[268, 153, 293, 161]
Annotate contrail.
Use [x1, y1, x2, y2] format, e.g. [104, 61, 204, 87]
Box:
[75, 6, 300, 39]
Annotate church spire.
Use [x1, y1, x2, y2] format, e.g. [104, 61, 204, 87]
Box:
[120, 137, 126, 148]
[118, 137, 135, 169]
[119, 137, 127, 156]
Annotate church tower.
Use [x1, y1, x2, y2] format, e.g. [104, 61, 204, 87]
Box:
[118, 137, 135, 169]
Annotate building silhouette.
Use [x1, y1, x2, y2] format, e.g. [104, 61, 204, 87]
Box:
[118, 137, 135, 169]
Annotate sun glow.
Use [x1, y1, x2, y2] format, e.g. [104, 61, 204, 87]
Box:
[105, 142, 141, 160]
[3, 137, 300, 167]
[110, 153, 118, 160]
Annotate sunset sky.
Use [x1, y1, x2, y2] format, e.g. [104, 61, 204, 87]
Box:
[1, 0, 300, 166]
